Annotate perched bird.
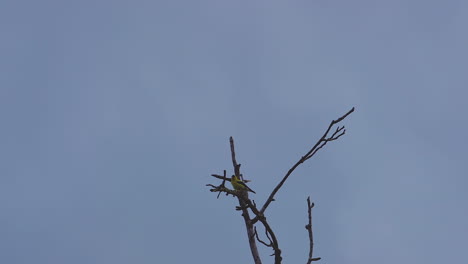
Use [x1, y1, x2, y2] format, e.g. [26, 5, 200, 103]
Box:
[231, 175, 256, 194]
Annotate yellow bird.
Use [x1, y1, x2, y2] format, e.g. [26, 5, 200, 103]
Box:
[231, 175, 256, 194]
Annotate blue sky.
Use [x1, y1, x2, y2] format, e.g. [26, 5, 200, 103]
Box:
[1, 1, 467, 263]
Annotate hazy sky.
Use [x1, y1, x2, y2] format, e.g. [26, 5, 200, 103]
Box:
[1, 1, 467, 263]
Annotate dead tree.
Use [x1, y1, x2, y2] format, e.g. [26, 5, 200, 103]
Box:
[207, 107, 354, 264]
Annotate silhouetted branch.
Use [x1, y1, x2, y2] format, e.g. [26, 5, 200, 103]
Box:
[205, 183, 236, 197]
[306, 196, 321, 264]
[229, 137, 262, 264]
[259, 216, 282, 263]
[254, 226, 272, 247]
[230, 137, 241, 179]
[206, 107, 354, 264]
[260, 107, 354, 215]
[215, 170, 227, 198]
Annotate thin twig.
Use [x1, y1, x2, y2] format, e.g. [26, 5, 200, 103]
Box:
[254, 226, 272, 247]
[206, 184, 236, 196]
[259, 217, 282, 263]
[217, 170, 227, 198]
[210, 173, 253, 183]
[306, 197, 321, 264]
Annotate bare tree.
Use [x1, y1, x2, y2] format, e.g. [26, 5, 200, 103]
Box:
[207, 107, 354, 264]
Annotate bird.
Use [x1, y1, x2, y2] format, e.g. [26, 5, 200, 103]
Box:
[231, 175, 256, 194]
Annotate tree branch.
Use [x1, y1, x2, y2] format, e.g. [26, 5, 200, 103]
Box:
[206, 108, 354, 264]
[306, 197, 321, 264]
[229, 137, 262, 264]
[260, 107, 354, 214]
[258, 215, 282, 263]
[254, 226, 272, 247]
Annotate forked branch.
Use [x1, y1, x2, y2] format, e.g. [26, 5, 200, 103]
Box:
[229, 137, 262, 264]
[260, 107, 354, 214]
[206, 107, 354, 264]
